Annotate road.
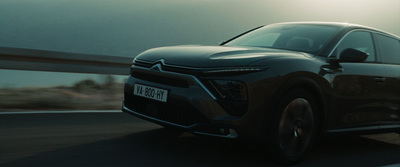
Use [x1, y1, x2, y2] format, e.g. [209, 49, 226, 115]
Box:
[0, 111, 399, 167]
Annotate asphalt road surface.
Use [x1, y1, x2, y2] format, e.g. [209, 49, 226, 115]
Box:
[0, 110, 399, 167]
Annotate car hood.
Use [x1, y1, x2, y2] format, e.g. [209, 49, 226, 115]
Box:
[135, 45, 312, 68]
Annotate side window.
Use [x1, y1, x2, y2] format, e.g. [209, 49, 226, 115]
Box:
[374, 34, 400, 64]
[335, 31, 376, 62]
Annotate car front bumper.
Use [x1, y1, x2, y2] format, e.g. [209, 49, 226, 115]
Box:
[122, 102, 238, 138]
[122, 66, 242, 138]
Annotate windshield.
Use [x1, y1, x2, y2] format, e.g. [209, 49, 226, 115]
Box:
[224, 24, 340, 54]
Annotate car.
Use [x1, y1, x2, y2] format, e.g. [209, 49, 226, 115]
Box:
[122, 22, 400, 164]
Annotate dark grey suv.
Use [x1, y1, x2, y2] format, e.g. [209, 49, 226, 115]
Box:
[122, 22, 400, 164]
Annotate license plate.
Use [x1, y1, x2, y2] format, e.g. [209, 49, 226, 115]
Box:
[134, 84, 168, 102]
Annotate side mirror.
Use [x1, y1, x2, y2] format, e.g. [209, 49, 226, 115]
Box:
[339, 48, 369, 62]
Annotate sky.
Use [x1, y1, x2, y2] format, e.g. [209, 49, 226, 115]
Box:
[0, 0, 399, 87]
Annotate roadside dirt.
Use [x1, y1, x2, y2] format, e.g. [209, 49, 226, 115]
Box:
[0, 79, 124, 111]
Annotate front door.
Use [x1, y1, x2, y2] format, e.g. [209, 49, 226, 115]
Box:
[328, 31, 386, 129]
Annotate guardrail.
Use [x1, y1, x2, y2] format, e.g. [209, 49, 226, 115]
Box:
[0, 46, 133, 75]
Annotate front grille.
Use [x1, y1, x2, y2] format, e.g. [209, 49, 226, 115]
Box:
[124, 93, 205, 126]
[133, 60, 201, 75]
[133, 61, 153, 68]
[132, 72, 189, 88]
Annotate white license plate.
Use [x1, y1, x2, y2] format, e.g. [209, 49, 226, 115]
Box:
[134, 84, 168, 102]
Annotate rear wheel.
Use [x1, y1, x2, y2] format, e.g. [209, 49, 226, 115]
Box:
[268, 89, 318, 164]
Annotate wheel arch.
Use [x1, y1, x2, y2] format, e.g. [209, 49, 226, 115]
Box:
[271, 74, 329, 135]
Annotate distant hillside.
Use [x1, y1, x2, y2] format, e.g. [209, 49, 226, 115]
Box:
[0, 77, 124, 111]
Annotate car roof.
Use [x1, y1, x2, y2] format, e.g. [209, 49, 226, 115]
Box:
[269, 22, 399, 39]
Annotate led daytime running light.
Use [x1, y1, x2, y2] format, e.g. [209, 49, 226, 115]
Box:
[203, 67, 267, 73]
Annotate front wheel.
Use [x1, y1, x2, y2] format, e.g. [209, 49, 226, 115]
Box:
[268, 89, 319, 164]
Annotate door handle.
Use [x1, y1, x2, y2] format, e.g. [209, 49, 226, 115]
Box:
[374, 77, 386, 83]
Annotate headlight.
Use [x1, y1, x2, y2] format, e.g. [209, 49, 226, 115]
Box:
[211, 80, 247, 101]
[209, 80, 248, 117]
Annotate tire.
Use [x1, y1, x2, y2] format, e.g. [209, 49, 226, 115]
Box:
[161, 124, 185, 134]
[268, 89, 319, 165]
